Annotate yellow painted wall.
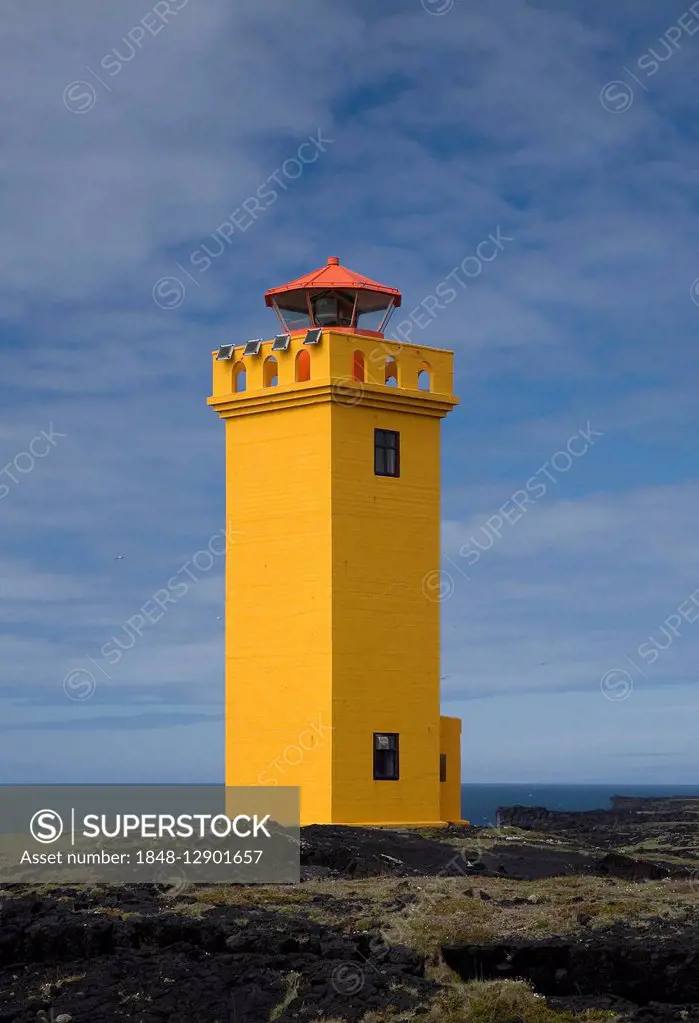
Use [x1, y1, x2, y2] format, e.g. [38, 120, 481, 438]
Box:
[439, 715, 462, 822]
[222, 403, 334, 826]
[330, 402, 442, 824]
[209, 329, 460, 826]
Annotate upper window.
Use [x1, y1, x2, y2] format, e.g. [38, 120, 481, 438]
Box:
[374, 429, 400, 478]
[440, 753, 447, 783]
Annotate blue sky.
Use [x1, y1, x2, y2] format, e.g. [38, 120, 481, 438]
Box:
[2, 0, 699, 786]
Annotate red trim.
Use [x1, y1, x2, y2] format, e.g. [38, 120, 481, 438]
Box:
[336, 327, 386, 338]
[264, 256, 402, 308]
[283, 326, 387, 339]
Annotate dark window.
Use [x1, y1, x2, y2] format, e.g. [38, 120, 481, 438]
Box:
[373, 733, 399, 780]
[440, 753, 447, 783]
[374, 429, 400, 477]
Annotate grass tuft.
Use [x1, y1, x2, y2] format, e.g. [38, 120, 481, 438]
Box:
[357, 979, 616, 1023]
[269, 970, 301, 1021]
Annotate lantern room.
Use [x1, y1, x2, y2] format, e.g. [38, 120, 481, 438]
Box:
[264, 256, 402, 337]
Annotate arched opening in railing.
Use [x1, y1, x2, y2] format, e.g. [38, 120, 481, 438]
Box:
[417, 364, 431, 391]
[233, 362, 246, 393]
[263, 355, 278, 388]
[385, 357, 398, 387]
[352, 350, 366, 382]
[295, 349, 311, 382]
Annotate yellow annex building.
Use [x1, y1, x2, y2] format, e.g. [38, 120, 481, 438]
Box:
[208, 257, 462, 826]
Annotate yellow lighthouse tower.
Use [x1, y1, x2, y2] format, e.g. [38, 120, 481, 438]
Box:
[208, 257, 461, 826]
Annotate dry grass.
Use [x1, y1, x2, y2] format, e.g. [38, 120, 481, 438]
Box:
[183, 871, 699, 957]
[191, 883, 315, 908]
[353, 978, 615, 1023]
[380, 872, 699, 957]
[13, 858, 695, 1023]
[617, 836, 699, 866]
[169, 883, 320, 919]
[416, 826, 573, 849]
[34, 971, 87, 1001]
[269, 971, 302, 1021]
[424, 979, 615, 1023]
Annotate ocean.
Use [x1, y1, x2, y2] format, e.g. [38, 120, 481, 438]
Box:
[461, 783, 699, 827]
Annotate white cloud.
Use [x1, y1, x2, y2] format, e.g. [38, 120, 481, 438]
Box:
[1, 0, 698, 783]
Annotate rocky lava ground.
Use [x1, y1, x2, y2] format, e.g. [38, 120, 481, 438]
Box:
[1, 796, 698, 1021]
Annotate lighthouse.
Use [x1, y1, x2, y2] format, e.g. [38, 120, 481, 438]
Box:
[208, 257, 461, 826]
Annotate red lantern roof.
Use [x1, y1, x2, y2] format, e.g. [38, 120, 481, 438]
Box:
[264, 256, 402, 308]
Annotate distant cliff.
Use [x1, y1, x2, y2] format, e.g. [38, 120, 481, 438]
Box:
[496, 795, 699, 852]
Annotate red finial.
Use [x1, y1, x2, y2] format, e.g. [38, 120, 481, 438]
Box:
[327, 256, 340, 265]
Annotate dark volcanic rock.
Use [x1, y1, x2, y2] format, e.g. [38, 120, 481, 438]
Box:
[300, 823, 690, 883]
[592, 851, 674, 881]
[442, 912, 699, 1005]
[0, 888, 437, 1022]
[3, 800, 699, 1020]
[496, 797, 699, 852]
[496, 798, 699, 880]
[300, 824, 487, 879]
[476, 843, 597, 880]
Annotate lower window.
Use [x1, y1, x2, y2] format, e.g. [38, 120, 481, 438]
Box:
[440, 753, 447, 782]
[373, 733, 399, 780]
